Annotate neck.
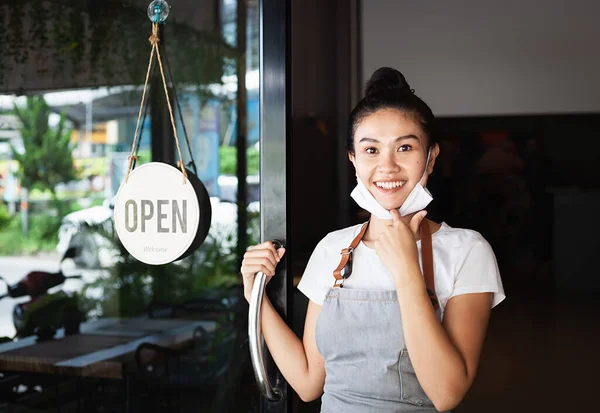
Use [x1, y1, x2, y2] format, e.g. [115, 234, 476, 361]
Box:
[364, 211, 420, 243]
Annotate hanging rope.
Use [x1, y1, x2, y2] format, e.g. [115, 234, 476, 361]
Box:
[132, 46, 156, 171]
[163, 45, 197, 175]
[125, 23, 188, 184]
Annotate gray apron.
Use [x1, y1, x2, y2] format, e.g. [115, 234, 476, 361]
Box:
[315, 222, 447, 412]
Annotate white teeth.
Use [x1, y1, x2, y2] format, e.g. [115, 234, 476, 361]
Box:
[375, 181, 404, 189]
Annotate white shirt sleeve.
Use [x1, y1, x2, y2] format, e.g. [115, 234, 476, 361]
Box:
[449, 237, 506, 308]
[297, 235, 333, 306]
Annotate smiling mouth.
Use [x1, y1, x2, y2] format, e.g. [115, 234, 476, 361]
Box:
[373, 180, 407, 192]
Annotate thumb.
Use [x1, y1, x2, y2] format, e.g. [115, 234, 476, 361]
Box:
[277, 247, 286, 259]
[409, 210, 428, 235]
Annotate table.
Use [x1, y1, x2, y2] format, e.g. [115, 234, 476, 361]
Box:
[0, 317, 216, 379]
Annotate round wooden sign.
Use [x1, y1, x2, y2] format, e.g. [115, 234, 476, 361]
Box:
[114, 162, 211, 265]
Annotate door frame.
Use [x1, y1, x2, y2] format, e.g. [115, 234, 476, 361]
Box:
[259, 0, 292, 412]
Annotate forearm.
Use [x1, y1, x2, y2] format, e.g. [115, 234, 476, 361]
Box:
[394, 265, 469, 409]
[261, 297, 322, 400]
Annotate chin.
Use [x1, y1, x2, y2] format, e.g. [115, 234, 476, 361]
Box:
[369, 187, 410, 211]
[375, 199, 405, 211]
[381, 205, 402, 212]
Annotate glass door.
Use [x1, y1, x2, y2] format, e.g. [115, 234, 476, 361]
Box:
[254, 0, 291, 412]
[0, 0, 291, 412]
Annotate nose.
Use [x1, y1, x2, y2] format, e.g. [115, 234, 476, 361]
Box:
[378, 151, 400, 174]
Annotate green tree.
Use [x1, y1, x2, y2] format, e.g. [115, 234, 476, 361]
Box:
[10, 96, 77, 196]
[219, 145, 259, 175]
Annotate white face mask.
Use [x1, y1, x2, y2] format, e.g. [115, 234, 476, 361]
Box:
[350, 150, 433, 220]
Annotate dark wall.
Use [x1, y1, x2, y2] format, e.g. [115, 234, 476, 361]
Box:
[289, 0, 358, 274]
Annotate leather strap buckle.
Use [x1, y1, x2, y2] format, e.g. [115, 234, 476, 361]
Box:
[332, 278, 345, 288]
[330, 220, 440, 312]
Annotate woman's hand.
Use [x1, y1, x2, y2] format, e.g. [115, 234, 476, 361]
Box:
[373, 209, 428, 283]
[240, 241, 286, 302]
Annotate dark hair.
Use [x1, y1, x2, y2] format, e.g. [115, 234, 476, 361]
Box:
[347, 67, 437, 154]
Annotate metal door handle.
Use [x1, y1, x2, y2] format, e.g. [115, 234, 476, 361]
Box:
[248, 240, 283, 401]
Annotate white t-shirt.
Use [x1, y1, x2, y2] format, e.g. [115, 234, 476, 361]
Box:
[297, 222, 505, 320]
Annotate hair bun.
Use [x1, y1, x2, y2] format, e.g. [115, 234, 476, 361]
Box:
[364, 67, 412, 97]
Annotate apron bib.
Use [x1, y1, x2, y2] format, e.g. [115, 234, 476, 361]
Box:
[316, 221, 447, 412]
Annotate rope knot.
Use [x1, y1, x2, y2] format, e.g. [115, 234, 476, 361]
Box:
[128, 21, 190, 187]
[149, 33, 159, 45]
[149, 22, 160, 45]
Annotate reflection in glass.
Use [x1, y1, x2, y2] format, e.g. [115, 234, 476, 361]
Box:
[0, 1, 261, 411]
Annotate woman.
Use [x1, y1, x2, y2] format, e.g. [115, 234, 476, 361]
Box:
[241, 67, 505, 412]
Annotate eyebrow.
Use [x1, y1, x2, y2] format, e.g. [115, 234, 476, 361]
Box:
[358, 135, 420, 144]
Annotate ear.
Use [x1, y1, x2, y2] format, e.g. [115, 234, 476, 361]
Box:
[348, 151, 356, 167]
[427, 143, 440, 175]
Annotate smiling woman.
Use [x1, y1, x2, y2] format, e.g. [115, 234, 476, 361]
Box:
[241, 67, 505, 412]
[349, 108, 438, 217]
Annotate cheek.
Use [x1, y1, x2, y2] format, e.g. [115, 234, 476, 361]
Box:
[409, 158, 428, 181]
[353, 156, 377, 175]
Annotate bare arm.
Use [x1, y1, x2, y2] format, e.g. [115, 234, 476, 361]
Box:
[261, 298, 326, 402]
[374, 211, 493, 412]
[241, 242, 326, 402]
[394, 268, 492, 412]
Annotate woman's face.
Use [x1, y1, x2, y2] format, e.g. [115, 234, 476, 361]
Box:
[349, 109, 439, 211]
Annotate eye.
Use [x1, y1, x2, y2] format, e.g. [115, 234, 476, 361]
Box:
[365, 147, 378, 154]
[398, 144, 412, 152]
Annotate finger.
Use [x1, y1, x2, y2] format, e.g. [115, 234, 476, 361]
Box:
[244, 247, 280, 267]
[242, 254, 277, 266]
[277, 247, 286, 259]
[389, 208, 401, 223]
[266, 241, 281, 262]
[242, 255, 278, 271]
[241, 259, 277, 277]
[247, 241, 279, 256]
[242, 265, 274, 278]
[410, 210, 428, 235]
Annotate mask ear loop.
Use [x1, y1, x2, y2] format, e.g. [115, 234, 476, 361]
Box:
[417, 148, 432, 187]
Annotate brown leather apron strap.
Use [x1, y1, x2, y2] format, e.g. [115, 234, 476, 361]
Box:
[332, 222, 368, 288]
[332, 220, 440, 311]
